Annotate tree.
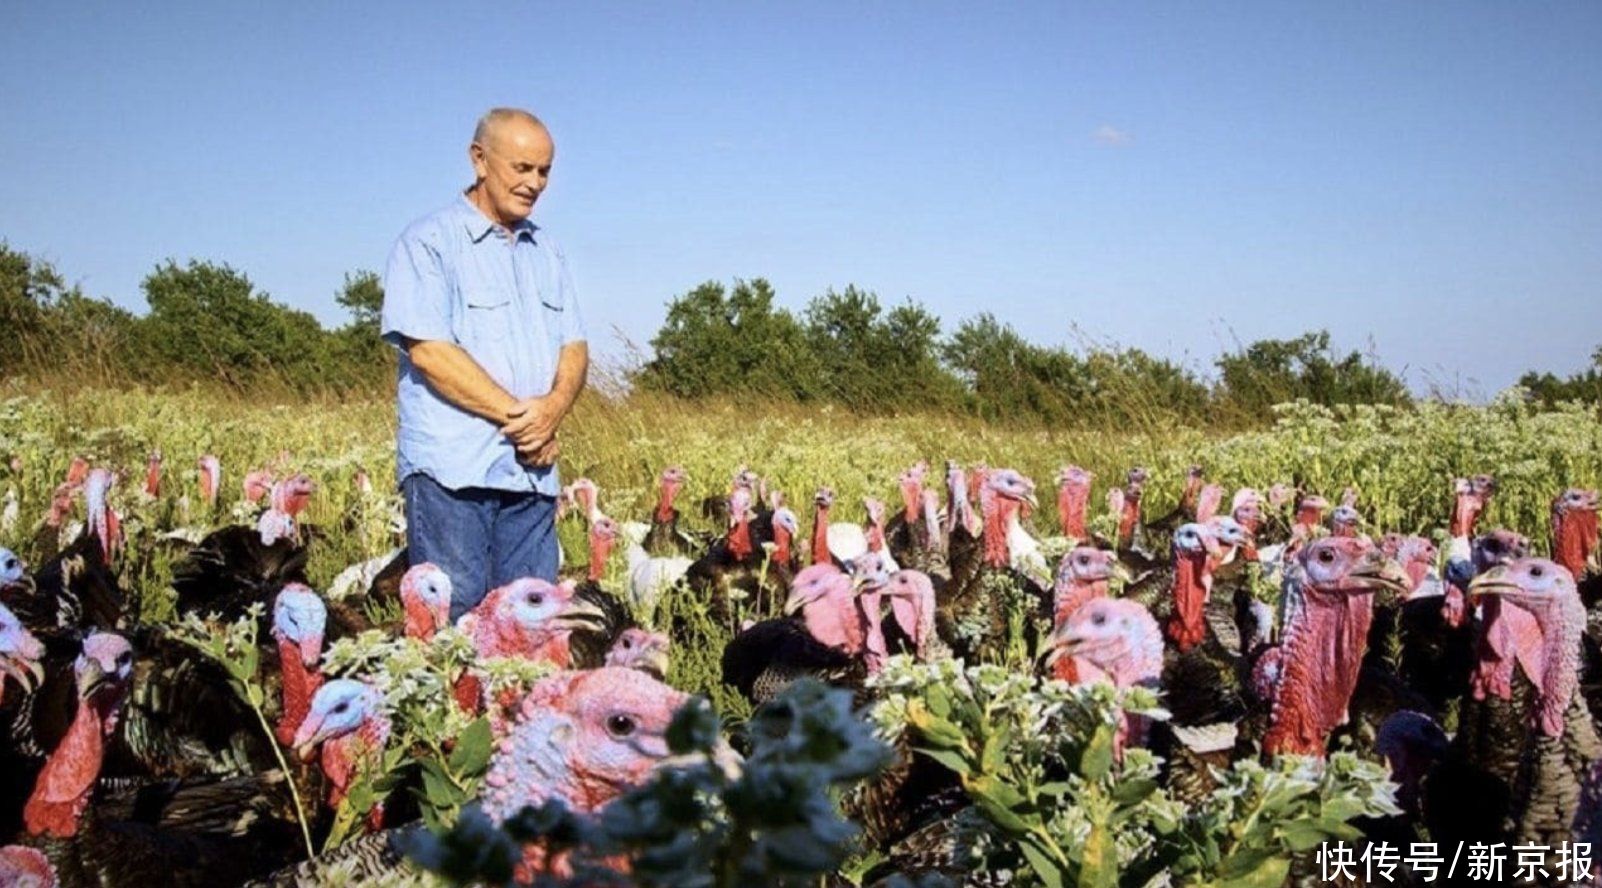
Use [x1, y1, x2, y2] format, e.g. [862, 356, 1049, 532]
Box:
[1518, 344, 1602, 406]
[1216, 330, 1410, 412]
[641, 279, 818, 400]
[141, 259, 327, 389]
[0, 243, 73, 373]
[336, 270, 384, 331]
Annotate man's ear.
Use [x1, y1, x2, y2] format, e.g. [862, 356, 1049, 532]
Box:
[468, 142, 489, 182]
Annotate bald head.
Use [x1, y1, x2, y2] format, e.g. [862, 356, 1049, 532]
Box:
[467, 107, 555, 226]
[472, 107, 548, 149]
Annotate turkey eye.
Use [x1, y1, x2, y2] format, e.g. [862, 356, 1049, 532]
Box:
[116, 652, 132, 666]
[529, 594, 544, 606]
[1531, 566, 1544, 578]
[1318, 549, 1335, 563]
[621, 638, 633, 649]
[333, 702, 349, 714]
[1092, 613, 1106, 625]
[606, 714, 636, 737]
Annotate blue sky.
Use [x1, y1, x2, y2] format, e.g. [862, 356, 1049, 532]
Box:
[3, 3, 1599, 395]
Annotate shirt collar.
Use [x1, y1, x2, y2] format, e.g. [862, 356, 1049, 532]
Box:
[458, 193, 538, 244]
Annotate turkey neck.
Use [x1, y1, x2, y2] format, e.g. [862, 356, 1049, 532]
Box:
[1116, 493, 1140, 548]
[1471, 596, 1545, 703]
[773, 527, 792, 565]
[1054, 578, 1108, 628]
[1263, 586, 1375, 757]
[322, 714, 391, 813]
[24, 686, 121, 838]
[1165, 551, 1210, 651]
[981, 489, 1013, 568]
[1525, 593, 1586, 737]
[403, 594, 439, 641]
[276, 636, 324, 746]
[810, 504, 831, 566]
[653, 482, 679, 524]
[1450, 492, 1483, 537]
[901, 482, 921, 524]
[588, 533, 613, 582]
[1554, 509, 1598, 580]
[1059, 485, 1088, 539]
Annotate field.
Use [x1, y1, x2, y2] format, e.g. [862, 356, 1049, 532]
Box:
[4, 380, 1602, 885]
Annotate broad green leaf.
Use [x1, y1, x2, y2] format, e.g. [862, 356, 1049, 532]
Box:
[1110, 778, 1158, 807]
[912, 746, 973, 778]
[1019, 836, 1066, 888]
[1080, 723, 1116, 781]
[448, 717, 493, 775]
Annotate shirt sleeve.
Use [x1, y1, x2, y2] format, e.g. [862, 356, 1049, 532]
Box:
[381, 228, 453, 349]
[551, 241, 588, 345]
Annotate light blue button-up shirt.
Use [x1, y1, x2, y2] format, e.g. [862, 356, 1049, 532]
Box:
[381, 194, 587, 495]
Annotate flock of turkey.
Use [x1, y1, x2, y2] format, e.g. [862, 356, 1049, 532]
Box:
[0, 451, 1600, 886]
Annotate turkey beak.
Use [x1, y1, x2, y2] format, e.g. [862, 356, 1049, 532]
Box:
[299, 634, 323, 668]
[76, 658, 109, 699]
[783, 591, 816, 616]
[1110, 562, 1133, 584]
[1468, 567, 1519, 599]
[554, 598, 607, 631]
[638, 645, 671, 680]
[292, 716, 329, 761]
[1350, 557, 1411, 594]
[1022, 492, 1039, 512]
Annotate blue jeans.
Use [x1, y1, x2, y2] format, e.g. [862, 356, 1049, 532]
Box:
[402, 472, 560, 620]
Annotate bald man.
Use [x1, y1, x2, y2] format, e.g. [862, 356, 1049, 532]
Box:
[382, 107, 589, 618]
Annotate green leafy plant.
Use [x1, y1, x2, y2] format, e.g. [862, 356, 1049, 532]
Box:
[867, 657, 1398, 887]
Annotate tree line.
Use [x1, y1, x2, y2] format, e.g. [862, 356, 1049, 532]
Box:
[4, 242, 1597, 422]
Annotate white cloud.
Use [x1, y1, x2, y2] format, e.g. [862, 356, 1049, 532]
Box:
[1092, 124, 1133, 147]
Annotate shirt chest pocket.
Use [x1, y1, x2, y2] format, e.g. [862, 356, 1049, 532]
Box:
[458, 295, 514, 347]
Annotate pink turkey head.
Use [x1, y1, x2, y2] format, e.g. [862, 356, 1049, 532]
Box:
[784, 563, 862, 654]
[459, 578, 607, 663]
[1046, 597, 1162, 689]
[605, 628, 671, 680]
[481, 668, 692, 823]
[400, 563, 453, 640]
[1470, 559, 1585, 737]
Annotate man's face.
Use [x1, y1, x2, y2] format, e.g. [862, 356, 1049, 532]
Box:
[469, 120, 555, 226]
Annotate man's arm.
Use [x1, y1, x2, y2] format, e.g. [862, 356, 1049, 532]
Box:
[403, 338, 521, 422]
[502, 341, 589, 462]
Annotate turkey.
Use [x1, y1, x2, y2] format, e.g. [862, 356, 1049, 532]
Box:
[603, 627, 671, 680]
[882, 461, 930, 568]
[260, 666, 709, 885]
[452, 577, 610, 715]
[642, 466, 700, 557]
[3, 531, 127, 641]
[1462, 559, 1602, 876]
[290, 679, 391, 833]
[1043, 596, 1163, 756]
[1050, 545, 1125, 630]
[168, 513, 311, 626]
[1260, 536, 1411, 757]
[14, 633, 303, 887]
[1054, 465, 1093, 541]
[684, 485, 777, 625]
[938, 468, 1047, 664]
[720, 563, 869, 706]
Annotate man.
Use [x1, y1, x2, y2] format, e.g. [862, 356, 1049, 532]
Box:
[381, 107, 588, 619]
